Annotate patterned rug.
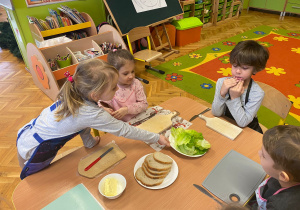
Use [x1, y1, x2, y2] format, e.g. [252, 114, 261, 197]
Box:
[151, 25, 300, 128]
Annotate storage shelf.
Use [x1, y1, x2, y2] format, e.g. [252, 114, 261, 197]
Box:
[181, 0, 195, 6]
[26, 25, 127, 101]
[40, 22, 92, 37]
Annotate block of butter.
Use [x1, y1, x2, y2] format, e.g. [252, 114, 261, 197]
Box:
[104, 177, 118, 196]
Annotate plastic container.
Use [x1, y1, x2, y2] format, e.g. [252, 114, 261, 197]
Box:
[171, 17, 203, 46]
[205, 4, 212, 10]
[204, 11, 211, 17]
[195, 3, 204, 10]
[233, 5, 240, 11]
[194, 9, 203, 16]
[203, 17, 211, 24]
[183, 4, 191, 11]
[232, 10, 238, 16]
[195, 15, 203, 21]
[203, 0, 211, 4]
[226, 1, 232, 7]
[217, 15, 223, 22]
[56, 56, 71, 68]
[225, 12, 230, 18]
[183, 11, 192, 18]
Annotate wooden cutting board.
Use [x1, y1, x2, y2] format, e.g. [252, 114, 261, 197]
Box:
[199, 115, 243, 140]
[78, 142, 126, 178]
[137, 111, 178, 134]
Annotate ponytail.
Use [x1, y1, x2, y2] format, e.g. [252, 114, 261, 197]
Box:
[55, 59, 118, 121]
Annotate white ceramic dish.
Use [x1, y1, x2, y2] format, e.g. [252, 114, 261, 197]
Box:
[134, 154, 178, 190]
[98, 173, 126, 199]
[169, 134, 207, 157]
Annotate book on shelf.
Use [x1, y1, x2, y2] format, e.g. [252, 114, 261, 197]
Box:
[57, 5, 86, 24]
[29, 6, 86, 32]
[28, 16, 45, 31]
[49, 9, 64, 27]
[67, 30, 88, 40]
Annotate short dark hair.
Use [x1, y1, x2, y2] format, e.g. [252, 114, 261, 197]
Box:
[263, 125, 300, 182]
[230, 40, 269, 73]
[107, 49, 135, 71]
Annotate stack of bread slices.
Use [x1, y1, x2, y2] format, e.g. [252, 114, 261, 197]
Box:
[135, 152, 173, 187]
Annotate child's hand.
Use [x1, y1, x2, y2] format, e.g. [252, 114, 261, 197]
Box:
[229, 80, 245, 99]
[220, 78, 239, 98]
[112, 107, 128, 120]
[157, 135, 170, 147]
[102, 107, 114, 115]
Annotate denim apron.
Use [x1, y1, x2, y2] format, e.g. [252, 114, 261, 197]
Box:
[224, 79, 263, 134]
[17, 102, 81, 180]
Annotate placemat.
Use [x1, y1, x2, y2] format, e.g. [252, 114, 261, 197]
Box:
[78, 142, 126, 178]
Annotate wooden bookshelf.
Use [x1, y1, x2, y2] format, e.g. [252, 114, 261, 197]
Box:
[40, 22, 92, 37]
[29, 12, 97, 43]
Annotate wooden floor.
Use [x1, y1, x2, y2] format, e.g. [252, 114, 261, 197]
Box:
[0, 6, 299, 209]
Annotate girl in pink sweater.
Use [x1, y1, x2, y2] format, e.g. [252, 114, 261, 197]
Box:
[99, 49, 148, 122]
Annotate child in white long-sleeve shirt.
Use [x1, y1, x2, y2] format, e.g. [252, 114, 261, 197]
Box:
[99, 49, 148, 122]
[16, 59, 169, 179]
[212, 40, 269, 133]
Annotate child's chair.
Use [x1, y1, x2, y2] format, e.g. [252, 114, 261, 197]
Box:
[256, 81, 292, 131]
[126, 26, 164, 78]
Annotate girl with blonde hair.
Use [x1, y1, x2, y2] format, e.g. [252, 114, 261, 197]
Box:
[17, 59, 169, 179]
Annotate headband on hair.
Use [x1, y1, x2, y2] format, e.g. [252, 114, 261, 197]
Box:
[64, 71, 74, 83]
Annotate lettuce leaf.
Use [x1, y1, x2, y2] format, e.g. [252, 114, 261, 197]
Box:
[171, 127, 210, 155]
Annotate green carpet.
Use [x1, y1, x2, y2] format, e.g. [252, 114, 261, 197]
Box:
[151, 25, 300, 128]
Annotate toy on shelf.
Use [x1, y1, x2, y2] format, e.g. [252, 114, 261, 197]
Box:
[56, 54, 72, 68]
[99, 42, 122, 54]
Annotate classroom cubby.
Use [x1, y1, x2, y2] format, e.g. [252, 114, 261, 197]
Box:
[214, 0, 242, 24]
[181, 0, 241, 26]
[26, 24, 127, 101]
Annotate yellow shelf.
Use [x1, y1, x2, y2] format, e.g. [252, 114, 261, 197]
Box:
[40, 22, 92, 37]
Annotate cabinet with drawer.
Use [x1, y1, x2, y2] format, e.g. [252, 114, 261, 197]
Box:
[248, 0, 285, 11]
[247, 0, 300, 20]
[283, 0, 300, 16]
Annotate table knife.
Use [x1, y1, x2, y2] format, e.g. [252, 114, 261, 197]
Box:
[84, 147, 114, 171]
[189, 108, 211, 122]
[193, 184, 223, 206]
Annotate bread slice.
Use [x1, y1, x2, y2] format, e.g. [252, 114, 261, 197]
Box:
[153, 152, 173, 164]
[135, 167, 164, 186]
[145, 154, 172, 171]
[142, 163, 169, 179]
[142, 162, 170, 176]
